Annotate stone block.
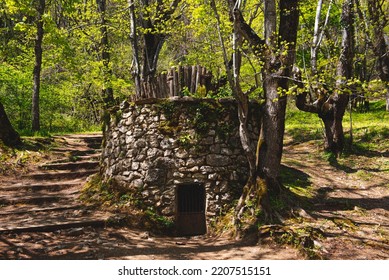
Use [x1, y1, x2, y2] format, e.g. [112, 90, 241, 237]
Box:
[221, 148, 233, 155]
[209, 144, 221, 154]
[147, 148, 160, 158]
[160, 138, 170, 149]
[132, 179, 144, 189]
[134, 128, 145, 137]
[186, 157, 203, 168]
[145, 168, 167, 185]
[175, 149, 188, 159]
[206, 154, 230, 167]
[200, 166, 214, 173]
[131, 162, 140, 171]
[135, 139, 147, 148]
[200, 136, 214, 145]
[173, 172, 185, 178]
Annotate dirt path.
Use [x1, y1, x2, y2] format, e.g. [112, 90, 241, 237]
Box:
[282, 140, 389, 259]
[1, 134, 388, 259]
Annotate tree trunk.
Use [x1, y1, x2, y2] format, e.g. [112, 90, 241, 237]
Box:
[386, 88, 389, 111]
[96, 0, 114, 108]
[322, 0, 354, 155]
[367, 0, 389, 111]
[225, 0, 299, 225]
[128, 0, 142, 98]
[311, 0, 333, 75]
[32, 0, 45, 132]
[0, 102, 21, 147]
[259, 0, 299, 193]
[311, 0, 323, 74]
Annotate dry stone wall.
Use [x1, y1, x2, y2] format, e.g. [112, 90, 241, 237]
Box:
[101, 97, 261, 222]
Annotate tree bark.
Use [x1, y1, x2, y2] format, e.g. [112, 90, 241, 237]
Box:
[32, 0, 45, 132]
[129, 0, 142, 98]
[225, 0, 299, 224]
[96, 0, 114, 108]
[386, 88, 389, 112]
[311, 0, 333, 75]
[367, 0, 389, 111]
[259, 0, 299, 193]
[0, 102, 21, 147]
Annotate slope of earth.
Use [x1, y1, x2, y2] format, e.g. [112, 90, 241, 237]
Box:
[281, 138, 389, 259]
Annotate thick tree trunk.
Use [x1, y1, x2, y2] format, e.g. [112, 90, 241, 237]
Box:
[96, 0, 114, 108]
[0, 102, 21, 147]
[139, 24, 166, 99]
[320, 94, 348, 154]
[32, 0, 45, 132]
[259, 0, 299, 193]
[213, 1, 262, 226]
[227, 0, 299, 225]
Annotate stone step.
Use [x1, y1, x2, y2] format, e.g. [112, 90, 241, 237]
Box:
[23, 169, 98, 181]
[50, 148, 101, 156]
[55, 135, 102, 149]
[0, 217, 109, 233]
[0, 207, 111, 233]
[40, 161, 99, 171]
[0, 205, 83, 216]
[0, 133, 108, 236]
[56, 134, 102, 140]
[49, 154, 100, 164]
[0, 191, 79, 205]
[0, 181, 81, 192]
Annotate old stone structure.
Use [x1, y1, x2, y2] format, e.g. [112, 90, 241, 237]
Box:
[101, 97, 261, 235]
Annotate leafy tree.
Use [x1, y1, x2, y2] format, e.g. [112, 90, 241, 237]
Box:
[295, 0, 355, 156]
[210, 0, 300, 224]
[129, 0, 181, 99]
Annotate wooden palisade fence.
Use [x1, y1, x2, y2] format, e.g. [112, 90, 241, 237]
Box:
[135, 65, 214, 100]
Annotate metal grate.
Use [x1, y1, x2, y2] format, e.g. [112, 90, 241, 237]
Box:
[177, 184, 205, 213]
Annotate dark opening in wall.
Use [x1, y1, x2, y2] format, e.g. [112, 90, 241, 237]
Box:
[175, 183, 206, 236]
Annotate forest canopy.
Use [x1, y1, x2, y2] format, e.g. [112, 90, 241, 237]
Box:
[0, 0, 388, 134]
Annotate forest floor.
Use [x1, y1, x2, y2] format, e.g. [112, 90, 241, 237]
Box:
[0, 132, 388, 260]
[280, 136, 389, 259]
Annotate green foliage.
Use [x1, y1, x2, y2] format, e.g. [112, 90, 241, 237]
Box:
[1, 0, 133, 135]
[144, 207, 174, 230]
[177, 133, 193, 147]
